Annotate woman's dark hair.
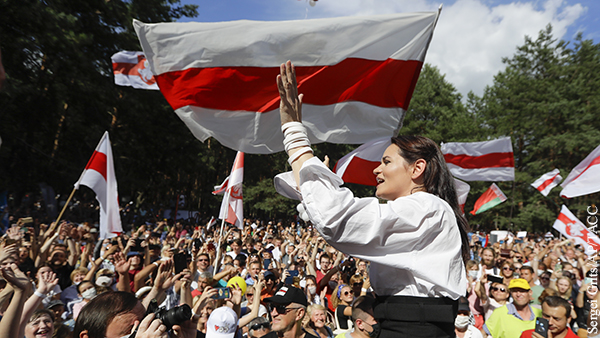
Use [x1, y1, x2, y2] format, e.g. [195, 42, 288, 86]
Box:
[73, 291, 139, 338]
[391, 135, 470, 263]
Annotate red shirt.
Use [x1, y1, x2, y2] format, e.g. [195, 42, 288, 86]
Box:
[520, 328, 578, 338]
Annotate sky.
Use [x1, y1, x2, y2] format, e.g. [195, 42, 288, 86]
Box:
[178, 0, 599, 97]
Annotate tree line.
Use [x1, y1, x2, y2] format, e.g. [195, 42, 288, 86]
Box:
[1, 1, 598, 232]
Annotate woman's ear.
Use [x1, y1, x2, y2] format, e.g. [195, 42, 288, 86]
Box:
[411, 159, 427, 180]
[79, 330, 89, 338]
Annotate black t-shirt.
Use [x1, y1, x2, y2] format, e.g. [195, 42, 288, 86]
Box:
[336, 305, 351, 330]
[52, 263, 74, 290]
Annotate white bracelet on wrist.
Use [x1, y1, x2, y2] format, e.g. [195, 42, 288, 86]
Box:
[34, 291, 46, 298]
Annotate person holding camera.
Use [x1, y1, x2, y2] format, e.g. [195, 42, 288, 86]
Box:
[73, 291, 196, 338]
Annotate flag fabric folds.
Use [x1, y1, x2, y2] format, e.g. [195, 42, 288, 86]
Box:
[441, 137, 515, 181]
[470, 183, 507, 215]
[454, 179, 470, 215]
[553, 205, 600, 254]
[333, 137, 391, 186]
[74, 132, 122, 239]
[531, 169, 562, 196]
[560, 144, 600, 198]
[215, 152, 244, 229]
[111, 51, 159, 90]
[134, 11, 440, 154]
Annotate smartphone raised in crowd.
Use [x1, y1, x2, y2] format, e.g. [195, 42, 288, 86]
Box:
[535, 317, 549, 338]
[212, 287, 231, 300]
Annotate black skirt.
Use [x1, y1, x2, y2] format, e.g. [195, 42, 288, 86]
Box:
[374, 295, 458, 338]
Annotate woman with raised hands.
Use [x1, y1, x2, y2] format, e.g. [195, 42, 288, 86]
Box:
[275, 61, 469, 338]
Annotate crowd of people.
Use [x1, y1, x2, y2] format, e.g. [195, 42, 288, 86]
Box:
[0, 61, 597, 338]
[0, 213, 596, 338]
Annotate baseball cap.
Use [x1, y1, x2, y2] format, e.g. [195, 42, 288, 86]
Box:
[509, 278, 531, 290]
[46, 300, 64, 309]
[264, 286, 308, 307]
[206, 306, 238, 338]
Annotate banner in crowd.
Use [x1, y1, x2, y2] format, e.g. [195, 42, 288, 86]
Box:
[333, 137, 391, 186]
[111, 51, 159, 90]
[441, 137, 515, 181]
[134, 11, 440, 153]
[74, 132, 122, 238]
[553, 205, 600, 254]
[531, 168, 562, 196]
[470, 183, 507, 215]
[214, 151, 244, 229]
[560, 144, 600, 198]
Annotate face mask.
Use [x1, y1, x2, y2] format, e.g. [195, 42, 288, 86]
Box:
[367, 323, 381, 338]
[308, 286, 317, 295]
[329, 281, 338, 291]
[468, 270, 478, 279]
[454, 315, 470, 329]
[81, 288, 97, 300]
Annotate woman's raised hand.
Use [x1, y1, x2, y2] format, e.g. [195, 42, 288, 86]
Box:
[277, 61, 303, 125]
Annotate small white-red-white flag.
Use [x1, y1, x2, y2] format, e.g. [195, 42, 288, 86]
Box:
[333, 137, 391, 186]
[553, 205, 600, 254]
[111, 51, 159, 90]
[441, 137, 515, 181]
[74, 132, 122, 239]
[454, 179, 470, 215]
[206, 216, 217, 230]
[215, 152, 244, 229]
[560, 144, 600, 198]
[531, 169, 562, 196]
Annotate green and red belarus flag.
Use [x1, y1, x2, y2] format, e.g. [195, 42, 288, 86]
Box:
[470, 183, 507, 215]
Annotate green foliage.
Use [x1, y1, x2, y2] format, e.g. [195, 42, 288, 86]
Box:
[1, 7, 599, 230]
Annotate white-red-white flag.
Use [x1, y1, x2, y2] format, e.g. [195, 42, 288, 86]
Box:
[553, 205, 600, 255]
[441, 137, 515, 181]
[560, 144, 600, 198]
[111, 51, 159, 90]
[333, 137, 391, 186]
[206, 216, 217, 231]
[74, 132, 122, 239]
[215, 152, 244, 229]
[454, 179, 470, 215]
[212, 177, 229, 195]
[531, 169, 562, 196]
[134, 11, 440, 154]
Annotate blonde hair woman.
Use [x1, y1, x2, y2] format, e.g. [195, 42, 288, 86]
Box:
[330, 284, 353, 335]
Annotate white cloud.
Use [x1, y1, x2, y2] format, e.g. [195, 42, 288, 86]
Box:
[307, 0, 585, 97]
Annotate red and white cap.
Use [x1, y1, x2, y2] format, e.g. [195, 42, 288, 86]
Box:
[206, 307, 238, 338]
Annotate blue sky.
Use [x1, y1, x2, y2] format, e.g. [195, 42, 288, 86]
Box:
[178, 0, 599, 97]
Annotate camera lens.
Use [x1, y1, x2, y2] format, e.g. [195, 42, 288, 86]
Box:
[159, 304, 192, 329]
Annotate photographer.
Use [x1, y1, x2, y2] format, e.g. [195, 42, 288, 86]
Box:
[73, 291, 197, 338]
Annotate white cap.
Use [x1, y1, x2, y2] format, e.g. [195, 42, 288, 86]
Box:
[206, 306, 238, 338]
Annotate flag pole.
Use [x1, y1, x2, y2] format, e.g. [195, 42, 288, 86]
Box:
[213, 189, 231, 276]
[53, 187, 77, 229]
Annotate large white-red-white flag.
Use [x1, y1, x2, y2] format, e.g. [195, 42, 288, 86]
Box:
[531, 169, 562, 196]
[134, 11, 440, 154]
[74, 132, 122, 239]
[213, 152, 244, 229]
[553, 205, 600, 254]
[560, 144, 600, 198]
[333, 137, 391, 186]
[111, 51, 159, 90]
[441, 137, 515, 181]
